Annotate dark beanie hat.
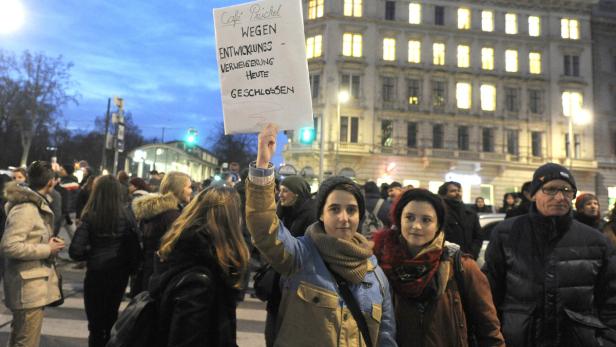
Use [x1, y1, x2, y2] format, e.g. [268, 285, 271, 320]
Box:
[575, 193, 598, 211]
[530, 163, 577, 197]
[280, 175, 311, 200]
[130, 177, 149, 192]
[391, 188, 446, 232]
[315, 176, 365, 221]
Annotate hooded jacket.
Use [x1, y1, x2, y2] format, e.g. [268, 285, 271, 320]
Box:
[443, 198, 482, 258]
[148, 228, 239, 347]
[1, 182, 61, 310]
[483, 203, 616, 346]
[132, 193, 182, 290]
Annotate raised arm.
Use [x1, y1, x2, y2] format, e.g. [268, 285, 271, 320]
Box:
[245, 124, 308, 277]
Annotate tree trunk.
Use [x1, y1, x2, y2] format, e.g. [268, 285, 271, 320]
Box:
[19, 127, 33, 167]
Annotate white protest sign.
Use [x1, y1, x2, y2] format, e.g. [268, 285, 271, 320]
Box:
[214, 0, 313, 134]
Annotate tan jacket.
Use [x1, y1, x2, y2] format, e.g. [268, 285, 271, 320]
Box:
[1, 182, 61, 310]
[246, 180, 397, 347]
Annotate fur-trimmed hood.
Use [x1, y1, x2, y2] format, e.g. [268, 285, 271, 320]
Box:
[4, 182, 51, 215]
[132, 192, 180, 221]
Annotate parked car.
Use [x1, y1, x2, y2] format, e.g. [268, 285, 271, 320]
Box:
[476, 213, 505, 268]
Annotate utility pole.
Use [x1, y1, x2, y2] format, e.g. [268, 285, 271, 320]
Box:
[100, 98, 111, 173]
[112, 97, 125, 176]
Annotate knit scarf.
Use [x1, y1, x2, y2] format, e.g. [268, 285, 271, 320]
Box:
[374, 230, 445, 299]
[306, 224, 373, 284]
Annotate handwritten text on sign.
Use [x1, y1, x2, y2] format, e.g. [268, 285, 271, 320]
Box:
[214, 0, 313, 134]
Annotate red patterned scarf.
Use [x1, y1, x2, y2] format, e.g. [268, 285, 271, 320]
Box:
[373, 229, 444, 298]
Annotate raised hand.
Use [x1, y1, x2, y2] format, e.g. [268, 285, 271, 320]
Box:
[257, 123, 279, 169]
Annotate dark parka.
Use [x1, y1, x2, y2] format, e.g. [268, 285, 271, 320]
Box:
[148, 227, 239, 347]
[443, 199, 482, 259]
[68, 211, 140, 271]
[483, 203, 616, 346]
[132, 193, 182, 292]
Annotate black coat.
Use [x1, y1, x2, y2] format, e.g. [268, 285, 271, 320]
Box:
[56, 175, 80, 214]
[149, 228, 239, 347]
[276, 197, 316, 237]
[505, 198, 531, 219]
[483, 204, 616, 347]
[69, 211, 140, 271]
[443, 199, 482, 258]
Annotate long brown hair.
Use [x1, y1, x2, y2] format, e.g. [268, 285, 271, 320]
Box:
[158, 186, 249, 288]
[159, 172, 190, 201]
[81, 175, 127, 235]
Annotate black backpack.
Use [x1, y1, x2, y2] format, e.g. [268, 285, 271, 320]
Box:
[105, 291, 158, 347]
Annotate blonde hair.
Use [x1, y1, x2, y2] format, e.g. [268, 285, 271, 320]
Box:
[158, 186, 250, 288]
[159, 172, 191, 201]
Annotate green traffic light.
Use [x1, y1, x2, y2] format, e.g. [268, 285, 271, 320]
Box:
[186, 135, 196, 143]
[299, 127, 315, 144]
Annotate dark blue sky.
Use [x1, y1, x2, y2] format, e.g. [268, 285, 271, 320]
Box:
[2, 0, 287, 161]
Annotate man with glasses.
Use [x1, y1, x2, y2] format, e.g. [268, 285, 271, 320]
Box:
[483, 163, 616, 346]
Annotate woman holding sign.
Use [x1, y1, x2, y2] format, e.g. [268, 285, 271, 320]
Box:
[245, 124, 397, 347]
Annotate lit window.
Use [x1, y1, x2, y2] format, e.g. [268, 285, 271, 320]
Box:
[308, 0, 324, 20]
[480, 84, 496, 111]
[433, 43, 445, 65]
[458, 8, 471, 30]
[562, 91, 583, 117]
[505, 13, 518, 34]
[344, 0, 362, 17]
[408, 40, 421, 63]
[561, 18, 579, 39]
[409, 3, 421, 24]
[482, 11, 494, 32]
[529, 52, 542, 74]
[528, 16, 541, 37]
[505, 49, 518, 72]
[456, 82, 472, 109]
[342, 33, 362, 57]
[383, 38, 396, 61]
[457, 45, 470, 68]
[481, 47, 494, 70]
[306, 35, 323, 59]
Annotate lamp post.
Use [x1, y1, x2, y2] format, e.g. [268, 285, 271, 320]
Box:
[319, 90, 350, 183]
[566, 109, 592, 170]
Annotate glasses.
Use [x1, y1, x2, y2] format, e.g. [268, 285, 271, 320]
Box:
[541, 186, 575, 198]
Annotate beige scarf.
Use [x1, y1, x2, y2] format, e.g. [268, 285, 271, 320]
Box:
[307, 224, 374, 284]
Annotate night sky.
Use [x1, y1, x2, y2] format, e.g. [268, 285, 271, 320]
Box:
[1, 0, 288, 162]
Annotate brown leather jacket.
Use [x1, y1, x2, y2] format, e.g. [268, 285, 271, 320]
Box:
[393, 246, 505, 347]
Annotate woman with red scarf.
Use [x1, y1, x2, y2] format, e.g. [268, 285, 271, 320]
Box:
[373, 188, 504, 346]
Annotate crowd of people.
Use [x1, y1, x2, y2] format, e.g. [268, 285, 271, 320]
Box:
[1, 124, 616, 347]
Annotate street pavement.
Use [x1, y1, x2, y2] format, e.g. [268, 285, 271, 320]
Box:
[0, 246, 267, 346]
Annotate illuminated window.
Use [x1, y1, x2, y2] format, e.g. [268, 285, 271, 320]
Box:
[529, 52, 542, 74]
[409, 3, 421, 24]
[306, 35, 323, 59]
[408, 40, 421, 63]
[458, 8, 471, 30]
[482, 11, 494, 32]
[342, 33, 362, 57]
[528, 16, 541, 37]
[457, 45, 470, 68]
[480, 84, 496, 111]
[383, 38, 396, 61]
[433, 43, 445, 65]
[456, 82, 472, 109]
[308, 0, 324, 20]
[344, 0, 362, 17]
[561, 18, 579, 39]
[562, 91, 583, 117]
[505, 13, 518, 34]
[505, 49, 518, 72]
[481, 47, 494, 70]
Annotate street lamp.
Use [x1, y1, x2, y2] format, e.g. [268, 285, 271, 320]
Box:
[566, 109, 592, 170]
[319, 90, 350, 182]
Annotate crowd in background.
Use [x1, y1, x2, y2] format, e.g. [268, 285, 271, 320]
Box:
[1, 135, 616, 347]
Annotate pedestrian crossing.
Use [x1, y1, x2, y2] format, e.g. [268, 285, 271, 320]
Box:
[0, 263, 268, 347]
